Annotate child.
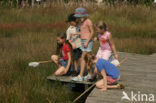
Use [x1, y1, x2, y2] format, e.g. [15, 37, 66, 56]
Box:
[66, 13, 82, 73]
[85, 53, 124, 91]
[51, 33, 72, 76]
[72, 7, 94, 81]
[94, 21, 119, 66]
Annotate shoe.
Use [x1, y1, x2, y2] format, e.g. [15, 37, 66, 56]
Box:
[72, 75, 83, 82]
[83, 74, 92, 81]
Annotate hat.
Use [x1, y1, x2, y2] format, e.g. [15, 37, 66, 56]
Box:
[74, 7, 88, 18]
[66, 13, 77, 22]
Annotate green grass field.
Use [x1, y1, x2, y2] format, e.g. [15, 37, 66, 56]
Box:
[0, 3, 156, 103]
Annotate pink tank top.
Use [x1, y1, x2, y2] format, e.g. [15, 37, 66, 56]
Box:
[98, 31, 112, 51]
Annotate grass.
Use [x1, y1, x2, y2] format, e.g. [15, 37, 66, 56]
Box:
[0, 2, 156, 103]
[0, 32, 74, 103]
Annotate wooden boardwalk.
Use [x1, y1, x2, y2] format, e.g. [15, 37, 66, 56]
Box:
[86, 52, 156, 103]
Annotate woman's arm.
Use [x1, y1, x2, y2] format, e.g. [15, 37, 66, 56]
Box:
[84, 25, 94, 47]
[108, 36, 118, 59]
[100, 69, 107, 91]
[87, 25, 94, 42]
[64, 52, 71, 74]
[71, 32, 81, 36]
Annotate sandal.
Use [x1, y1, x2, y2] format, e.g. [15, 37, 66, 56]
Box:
[72, 75, 83, 82]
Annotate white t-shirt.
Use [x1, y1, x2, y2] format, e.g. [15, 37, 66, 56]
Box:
[154, 0, 156, 3]
[66, 26, 81, 48]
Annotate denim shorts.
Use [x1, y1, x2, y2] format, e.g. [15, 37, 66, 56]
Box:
[80, 39, 93, 52]
[59, 59, 68, 68]
[59, 59, 73, 75]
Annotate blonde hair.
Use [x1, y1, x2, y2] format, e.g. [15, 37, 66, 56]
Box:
[96, 21, 107, 31]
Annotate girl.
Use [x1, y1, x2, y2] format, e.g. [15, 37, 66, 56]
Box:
[66, 13, 82, 74]
[85, 53, 124, 91]
[94, 21, 119, 66]
[51, 33, 72, 76]
[72, 7, 94, 81]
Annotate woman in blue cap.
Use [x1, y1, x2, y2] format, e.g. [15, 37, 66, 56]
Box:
[72, 7, 94, 81]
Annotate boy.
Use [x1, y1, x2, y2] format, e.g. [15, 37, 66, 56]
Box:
[66, 13, 82, 74]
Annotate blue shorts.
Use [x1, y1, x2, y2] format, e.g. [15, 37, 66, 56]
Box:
[59, 59, 73, 75]
[80, 39, 93, 52]
[59, 59, 68, 68]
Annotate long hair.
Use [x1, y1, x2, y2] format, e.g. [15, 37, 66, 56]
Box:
[55, 32, 72, 57]
[85, 52, 96, 71]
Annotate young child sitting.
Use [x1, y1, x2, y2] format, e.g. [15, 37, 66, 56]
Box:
[66, 13, 82, 74]
[85, 53, 124, 91]
[51, 33, 72, 76]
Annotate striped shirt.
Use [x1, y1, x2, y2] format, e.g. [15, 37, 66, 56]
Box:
[80, 19, 93, 39]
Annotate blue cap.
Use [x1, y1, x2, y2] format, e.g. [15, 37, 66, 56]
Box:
[74, 7, 88, 18]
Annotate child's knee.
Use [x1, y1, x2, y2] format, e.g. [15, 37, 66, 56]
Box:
[54, 67, 66, 76]
[96, 80, 103, 88]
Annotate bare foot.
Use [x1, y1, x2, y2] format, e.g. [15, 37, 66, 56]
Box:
[117, 84, 125, 89]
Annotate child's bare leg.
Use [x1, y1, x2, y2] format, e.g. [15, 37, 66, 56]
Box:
[74, 60, 78, 71]
[107, 84, 122, 89]
[79, 51, 87, 77]
[54, 66, 66, 76]
[96, 79, 123, 89]
[96, 79, 104, 89]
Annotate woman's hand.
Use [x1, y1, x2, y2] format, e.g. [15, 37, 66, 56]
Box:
[84, 42, 88, 48]
[114, 54, 119, 60]
[93, 37, 97, 42]
[64, 68, 68, 74]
